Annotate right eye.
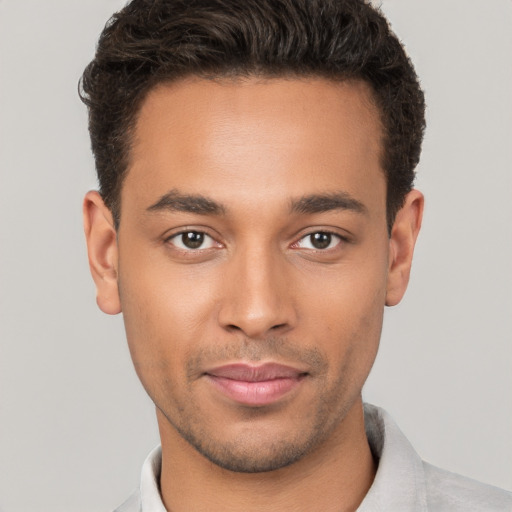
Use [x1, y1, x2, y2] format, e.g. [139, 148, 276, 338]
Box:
[167, 231, 218, 251]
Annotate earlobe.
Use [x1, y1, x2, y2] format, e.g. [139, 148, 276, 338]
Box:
[83, 191, 122, 315]
[385, 189, 424, 307]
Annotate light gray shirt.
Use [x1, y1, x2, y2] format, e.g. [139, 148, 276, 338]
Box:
[114, 404, 512, 511]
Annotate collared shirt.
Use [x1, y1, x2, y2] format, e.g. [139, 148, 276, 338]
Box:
[114, 404, 512, 511]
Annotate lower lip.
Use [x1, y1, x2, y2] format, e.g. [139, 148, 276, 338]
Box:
[206, 375, 304, 406]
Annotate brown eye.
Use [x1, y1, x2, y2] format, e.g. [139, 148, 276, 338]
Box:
[168, 231, 217, 250]
[181, 232, 205, 249]
[310, 232, 332, 249]
[295, 231, 341, 250]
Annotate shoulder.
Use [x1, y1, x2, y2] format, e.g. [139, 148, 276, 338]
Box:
[113, 489, 141, 512]
[423, 462, 512, 511]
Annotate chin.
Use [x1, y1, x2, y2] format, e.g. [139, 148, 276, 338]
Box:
[181, 429, 315, 473]
[166, 405, 340, 474]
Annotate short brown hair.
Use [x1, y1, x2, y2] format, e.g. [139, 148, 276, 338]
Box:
[80, 0, 425, 231]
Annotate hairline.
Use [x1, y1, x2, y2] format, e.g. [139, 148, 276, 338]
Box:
[110, 71, 388, 231]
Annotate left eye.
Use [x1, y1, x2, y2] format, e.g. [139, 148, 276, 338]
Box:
[295, 232, 342, 250]
[168, 231, 217, 250]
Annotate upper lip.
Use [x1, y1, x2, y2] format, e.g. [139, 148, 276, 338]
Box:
[205, 363, 307, 382]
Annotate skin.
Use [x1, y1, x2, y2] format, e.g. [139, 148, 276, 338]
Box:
[84, 77, 423, 512]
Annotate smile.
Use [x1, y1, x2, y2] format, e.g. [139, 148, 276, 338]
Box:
[204, 363, 308, 406]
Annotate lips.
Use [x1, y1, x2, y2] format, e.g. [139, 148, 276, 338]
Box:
[205, 363, 307, 406]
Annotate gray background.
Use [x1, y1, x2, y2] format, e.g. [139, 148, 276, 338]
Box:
[0, 1, 511, 511]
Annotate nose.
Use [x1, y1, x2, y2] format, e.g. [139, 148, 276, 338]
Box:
[217, 247, 297, 339]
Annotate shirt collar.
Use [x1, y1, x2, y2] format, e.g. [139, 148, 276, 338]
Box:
[140, 445, 166, 512]
[139, 404, 428, 511]
[357, 403, 428, 511]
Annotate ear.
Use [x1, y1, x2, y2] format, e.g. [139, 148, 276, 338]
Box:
[83, 191, 121, 315]
[385, 189, 424, 306]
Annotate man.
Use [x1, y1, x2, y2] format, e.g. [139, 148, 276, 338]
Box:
[80, 0, 511, 510]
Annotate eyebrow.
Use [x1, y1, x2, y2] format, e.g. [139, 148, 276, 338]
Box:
[146, 189, 226, 216]
[146, 189, 367, 217]
[290, 192, 367, 215]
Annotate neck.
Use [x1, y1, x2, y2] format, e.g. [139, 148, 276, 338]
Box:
[157, 397, 376, 512]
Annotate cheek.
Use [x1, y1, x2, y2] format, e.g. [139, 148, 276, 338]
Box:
[316, 290, 384, 409]
[299, 253, 388, 373]
[117, 251, 222, 378]
[300, 251, 388, 323]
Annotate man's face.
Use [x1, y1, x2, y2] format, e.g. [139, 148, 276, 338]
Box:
[99, 77, 401, 472]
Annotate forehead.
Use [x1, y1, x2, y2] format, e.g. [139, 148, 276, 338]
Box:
[124, 76, 385, 213]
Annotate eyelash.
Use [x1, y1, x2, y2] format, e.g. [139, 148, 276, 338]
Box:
[165, 229, 347, 252]
[165, 230, 220, 251]
[292, 231, 346, 251]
